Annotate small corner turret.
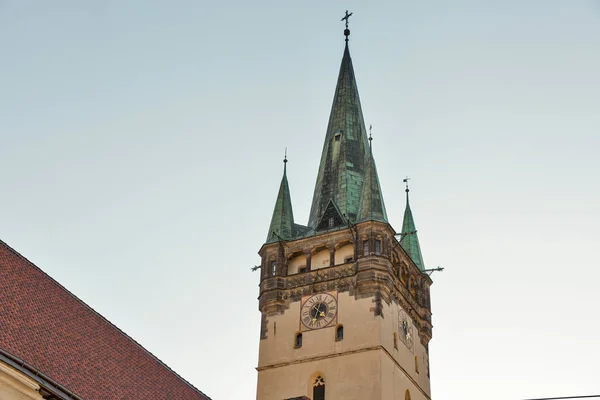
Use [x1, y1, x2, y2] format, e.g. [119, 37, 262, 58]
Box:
[400, 178, 426, 271]
[265, 155, 295, 243]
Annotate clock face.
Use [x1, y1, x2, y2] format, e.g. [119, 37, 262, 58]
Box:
[300, 292, 338, 331]
[398, 309, 414, 350]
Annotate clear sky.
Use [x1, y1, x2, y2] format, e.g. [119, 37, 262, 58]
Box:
[1, 1, 599, 399]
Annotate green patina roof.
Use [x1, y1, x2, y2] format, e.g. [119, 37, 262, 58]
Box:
[400, 189, 425, 271]
[308, 42, 382, 228]
[357, 149, 388, 223]
[266, 162, 295, 243]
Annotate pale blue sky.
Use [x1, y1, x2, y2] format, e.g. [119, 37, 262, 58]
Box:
[1, 1, 599, 399]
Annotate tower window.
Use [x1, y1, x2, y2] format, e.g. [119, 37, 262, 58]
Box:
[294, 333, 302, 348]
[334, 133, 341, 141]
[415, 355, 419, 373]
[363, 240, 369, 255]
[393, 332, 398, 349]
[328, 217, 335, 228]
[271, 261, 277, 276]
[335, 325, 344, 341]
[375, 239, 382, 255]
[313, 376, 325, 400]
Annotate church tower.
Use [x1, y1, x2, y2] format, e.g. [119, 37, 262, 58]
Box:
[256, 16, 433, 400]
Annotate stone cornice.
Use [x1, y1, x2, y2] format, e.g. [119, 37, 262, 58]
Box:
[0, 359, 40, 391]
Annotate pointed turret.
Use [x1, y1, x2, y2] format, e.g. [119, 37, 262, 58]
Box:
[307, 39, 372, 229]
[357, 136, 388, 223]
[266, 158, 295, 243]
[400, 183, 425, 271]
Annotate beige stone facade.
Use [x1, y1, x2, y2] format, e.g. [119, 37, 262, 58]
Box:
[0, 360, 47, 400]
[256, 221, 433, 400]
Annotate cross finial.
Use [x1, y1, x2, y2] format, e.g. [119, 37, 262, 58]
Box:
[341, 10, 353, 41]
[284, 147, 287, 164]
[403, 176, 411, 193]
[368, 124, 373, 150]
[341, 10, 353, 28]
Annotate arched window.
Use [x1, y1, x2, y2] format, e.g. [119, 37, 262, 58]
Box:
[405, 389, 411, 400]
[335, 325, 344, 341]
[295, 333, 302, 348]
[313, 375, 325, 400]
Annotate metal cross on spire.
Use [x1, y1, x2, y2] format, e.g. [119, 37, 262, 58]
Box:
[403, 176, 411, 192]
[368, 124, 373, 150]
[341, 10, 353, 28]
[341, 10, 353, 41]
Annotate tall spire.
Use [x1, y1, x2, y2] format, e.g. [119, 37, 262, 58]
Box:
[307, 15, 375, 229]
[266, 154, 295, 243]
[357, 131, 388, 223]
[400, 179, 425, 271]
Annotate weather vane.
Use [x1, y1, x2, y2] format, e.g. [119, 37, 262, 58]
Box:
[403, 176, 410, 192]
[341, 10, 353, 41]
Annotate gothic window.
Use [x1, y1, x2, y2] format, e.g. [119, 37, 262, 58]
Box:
[335, 325, 344, 341]
[295, 333, 302, 348]
[374, 239, 381, 255]
[313, 376, 325, 400]
[363, 240, 369, 255]
[328, 217, 335, 228]
[271, 261, 277, 276]
[405, 389, 411, 400]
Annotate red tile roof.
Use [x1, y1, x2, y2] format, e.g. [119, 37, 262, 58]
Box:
[0, 240, 211, 400]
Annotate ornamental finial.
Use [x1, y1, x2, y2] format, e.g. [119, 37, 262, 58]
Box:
[341, 10, 353, 42]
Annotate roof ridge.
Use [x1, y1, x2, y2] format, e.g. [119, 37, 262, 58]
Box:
[0, 238, 212, 400]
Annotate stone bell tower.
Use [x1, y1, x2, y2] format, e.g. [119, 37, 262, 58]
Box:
[255, 14, 434, 400]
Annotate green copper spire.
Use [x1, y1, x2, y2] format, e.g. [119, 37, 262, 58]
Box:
[357, 133, 388, 223]
[266, 156, 295, 243]
[307, 40, 371, 229]
[400, 182, 425, 271]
